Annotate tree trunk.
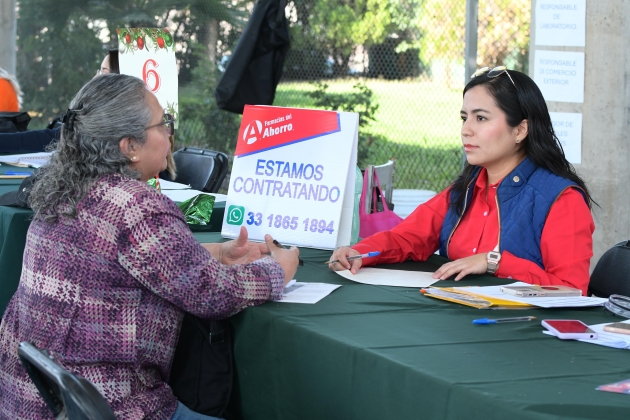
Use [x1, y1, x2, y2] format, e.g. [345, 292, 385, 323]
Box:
[206, 19, 219, 65]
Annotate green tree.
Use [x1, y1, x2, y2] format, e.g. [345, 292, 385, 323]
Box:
[418, 0, 530, 72]
[285, 0, 423, 78]
[16, 0, 245, 127]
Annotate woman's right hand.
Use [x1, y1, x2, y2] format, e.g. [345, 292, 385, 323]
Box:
[328, 246, 362, 274]
[264, 234, 300, 285]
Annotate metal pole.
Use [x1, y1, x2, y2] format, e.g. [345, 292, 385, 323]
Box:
[464, 0, 479, 83]
[0, 0, 17, 75]
[463, 0, 478, 167]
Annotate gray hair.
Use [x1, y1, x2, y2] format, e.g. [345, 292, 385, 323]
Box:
[29, 74, 153, 223]
[0, 67, 23, 108]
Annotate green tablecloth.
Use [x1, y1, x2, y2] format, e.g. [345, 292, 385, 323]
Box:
[193, 233, 630, 420]
[0, 205, 32, 315]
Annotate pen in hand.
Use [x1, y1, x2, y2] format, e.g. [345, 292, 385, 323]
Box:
[324, 251, 381, 265]
[273, 239, 304, 266]
[473, 316, 536, 325]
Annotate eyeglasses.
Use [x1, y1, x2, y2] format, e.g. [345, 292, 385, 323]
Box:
[471, 66, 516, 88]
[96, 68, 110, 76]
[145, 113, 175, 136]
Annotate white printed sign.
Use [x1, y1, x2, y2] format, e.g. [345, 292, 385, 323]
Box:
[533, 50, 584, 103]
[222, 105, 358, 250]
[549, 112, 582, 164]
[117, 28, 178, 122]
[535, 0, 586, 47]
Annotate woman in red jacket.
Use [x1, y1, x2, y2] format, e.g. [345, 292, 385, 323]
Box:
[328, 67, 595, 295]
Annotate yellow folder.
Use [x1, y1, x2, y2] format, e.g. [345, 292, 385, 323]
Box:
[421, 286, 533, 309]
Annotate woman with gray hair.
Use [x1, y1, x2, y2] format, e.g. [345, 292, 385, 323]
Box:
[0, 73, 299, 420]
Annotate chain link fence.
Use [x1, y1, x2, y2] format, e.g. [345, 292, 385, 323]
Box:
[14, 0, 530, 193]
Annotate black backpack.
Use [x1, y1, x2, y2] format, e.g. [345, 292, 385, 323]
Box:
[589, 240, 630, 298]
[0, 111, 31, 133]
[169, 314, 234, 418]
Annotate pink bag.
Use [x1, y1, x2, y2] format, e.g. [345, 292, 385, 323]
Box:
[359, 169, 403, 238]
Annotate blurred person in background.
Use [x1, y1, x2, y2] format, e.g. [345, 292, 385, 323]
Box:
[0, 49, 119, 153]
[0, 67, 22, 112]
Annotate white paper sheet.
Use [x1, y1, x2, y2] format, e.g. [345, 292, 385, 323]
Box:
[162, 189, 227, 203]
[465, 282, 607, 308]
[159, 179, 191, 190]
[542, 320, 630, 349]
[0, 152, 52, 167]
[335, 268, 439, 288]
[276, 282, 341, 304]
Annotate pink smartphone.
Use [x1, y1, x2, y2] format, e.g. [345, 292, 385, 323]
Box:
[542, 319, 598, 340]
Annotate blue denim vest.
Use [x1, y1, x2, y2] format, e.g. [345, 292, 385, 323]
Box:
[438, 157, 585, 269]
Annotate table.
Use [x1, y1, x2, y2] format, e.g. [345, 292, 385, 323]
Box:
[3, 194, 629, 418]
[0, 169, 225, 316]
[0, 164, 34, 195]
[191, 233, 630, 420]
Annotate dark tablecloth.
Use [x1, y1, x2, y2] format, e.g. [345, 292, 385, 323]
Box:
[192, 233, 629, 420]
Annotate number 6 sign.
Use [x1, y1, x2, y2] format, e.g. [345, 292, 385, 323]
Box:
[117, 27, 178, 123]
[142, 59, 161, 93]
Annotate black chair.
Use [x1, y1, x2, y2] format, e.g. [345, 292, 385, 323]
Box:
[17, 342, 116, 420]
[589, 240, 630, 298]
[172, 147, 229, 193]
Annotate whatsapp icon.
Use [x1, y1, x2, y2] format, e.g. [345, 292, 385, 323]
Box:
[227, 205, 245, 225]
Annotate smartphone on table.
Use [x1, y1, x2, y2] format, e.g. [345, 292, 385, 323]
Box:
[603, 322, 630, 335]
[541, 319, 598, 340]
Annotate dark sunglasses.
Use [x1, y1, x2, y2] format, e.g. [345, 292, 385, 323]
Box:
[145, 113, 175, 136]
[471, 66, 516, 88]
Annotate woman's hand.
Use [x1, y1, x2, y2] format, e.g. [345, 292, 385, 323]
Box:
[264, 234, 300, 285]
[327, 246, 362, 274]
[432, 253, 488, 281]
[208, 226, 269, 266]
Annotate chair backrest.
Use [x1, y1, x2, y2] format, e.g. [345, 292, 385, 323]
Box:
[364, 159, 396, 214]
[589, 240, 630, 298]
[17, 342, 116, 420]
[172, 147, 229, 193]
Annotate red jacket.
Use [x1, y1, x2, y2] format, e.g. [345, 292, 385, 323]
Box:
[353, 168, 594, 294]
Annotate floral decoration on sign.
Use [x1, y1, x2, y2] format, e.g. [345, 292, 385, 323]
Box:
[166, 102, 179, 124]
[117, 28, 174, 54]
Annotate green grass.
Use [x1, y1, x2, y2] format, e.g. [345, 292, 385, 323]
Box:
[275, 79, 464, 191]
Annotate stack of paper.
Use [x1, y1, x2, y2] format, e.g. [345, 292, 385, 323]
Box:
[0, 152, 52, 168]
[276, 281, 341, 304]
[422, 286, 532, 309]
[423, 282, 607, 309]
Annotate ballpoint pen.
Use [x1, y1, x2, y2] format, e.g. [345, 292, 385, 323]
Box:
[273, 239, 304, 266]
[473, 316, 536, 325]
[324, 251, 381, 265]
[3, 171, 31, 176]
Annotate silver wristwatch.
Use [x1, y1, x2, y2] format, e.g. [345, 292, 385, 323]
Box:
[486, 251, 501, 274]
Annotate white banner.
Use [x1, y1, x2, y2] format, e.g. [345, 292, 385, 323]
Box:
[222, 105, 358, 250]
[535, 0, 586, 47]
[550, 112, 582, 164]
[533, 50, 585, 103]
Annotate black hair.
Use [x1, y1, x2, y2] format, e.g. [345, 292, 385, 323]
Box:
[108, 49, 120, 74]
[450, 69, 594, 214]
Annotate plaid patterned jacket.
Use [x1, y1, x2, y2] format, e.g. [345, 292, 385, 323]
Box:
[0, 174, 284, 419]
